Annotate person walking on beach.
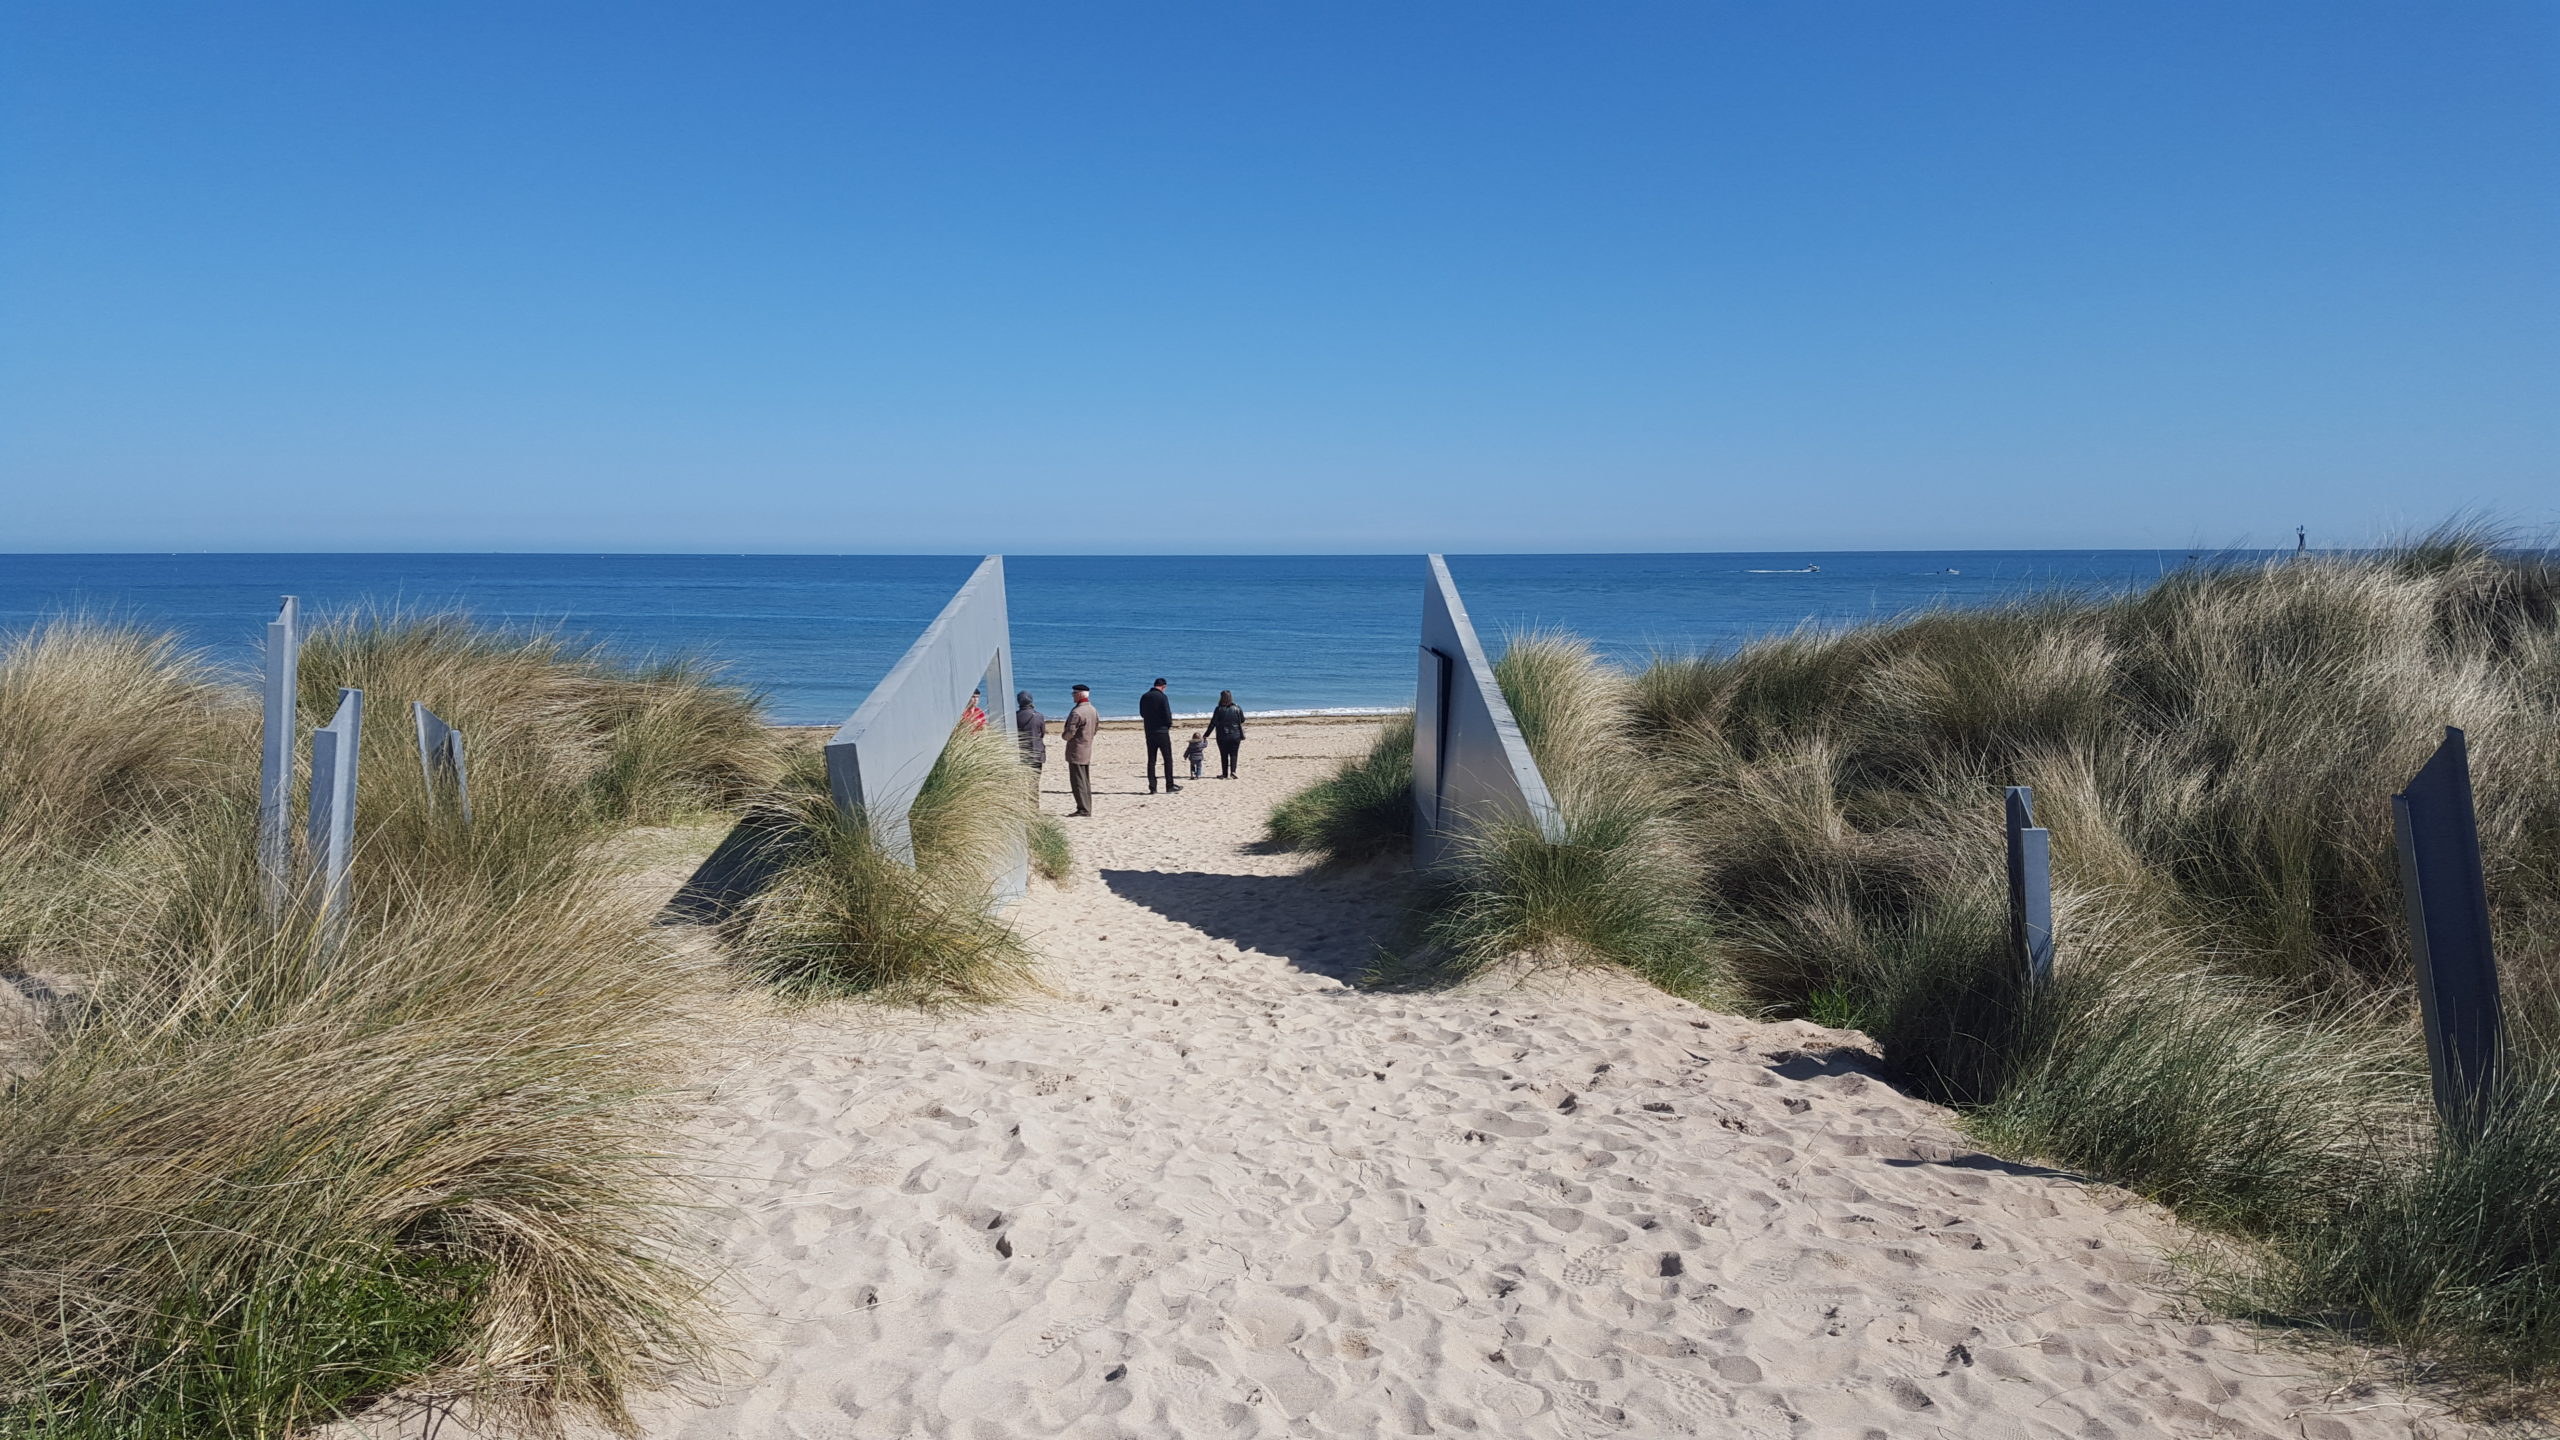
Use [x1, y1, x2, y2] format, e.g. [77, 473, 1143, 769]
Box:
[1183, 730, 1207, 780]
[1139, 677, 1181, 793]
[1061, 684, 1099, 816]
[1014, 690, 1047, 799]
[1206, 690, 1247, 778]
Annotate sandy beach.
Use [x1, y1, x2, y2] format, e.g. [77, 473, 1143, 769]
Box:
[557, 718, 2464, 1440]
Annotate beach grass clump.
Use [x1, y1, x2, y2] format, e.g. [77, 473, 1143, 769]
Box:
[1423, 797, 1714, 999]
[1, 612, 748, 1437]
[2233, 1054, 2560, 1382]
[0, 623, 245, 1010]
[740, 723, 1038, 1006]
[1421, 635, 1712, 995]
[0, 621, 240, 860]
[1262, 713, 1415, 863]
[297, 611, 776, 828]
[0, 857, 715, 1439]
[1259, 641, 1710, 991]
[1029, 813, 1073, 882]
[1627, 531, 2560, 1382]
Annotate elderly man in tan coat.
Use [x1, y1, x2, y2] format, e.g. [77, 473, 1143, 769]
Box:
[1061, 683, 1100, 817]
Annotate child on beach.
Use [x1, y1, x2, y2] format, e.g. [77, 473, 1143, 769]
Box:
[1183, 731, 1207, 780]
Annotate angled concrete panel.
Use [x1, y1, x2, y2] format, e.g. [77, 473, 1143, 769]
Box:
[826, 555, 1025, 900]
[1412, 555, 1562, 869]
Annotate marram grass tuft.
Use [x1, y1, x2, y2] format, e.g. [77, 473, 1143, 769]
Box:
[740, 723, 1041, 1007]
[0, 612, 754, 1438]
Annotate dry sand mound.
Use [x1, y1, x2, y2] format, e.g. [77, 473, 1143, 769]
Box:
[572, 721, 2459, 1439]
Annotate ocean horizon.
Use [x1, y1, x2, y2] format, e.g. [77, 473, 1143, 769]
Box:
[1, 551, 2267, 724]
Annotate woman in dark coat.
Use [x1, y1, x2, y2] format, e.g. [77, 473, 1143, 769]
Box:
[1206, 690, 1247, 778]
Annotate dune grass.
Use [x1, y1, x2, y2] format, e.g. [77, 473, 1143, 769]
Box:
[1262, 713, 1415, 863]
[296, 611, 776, 828]
[0, 614, 758, 1438]
[740, 722, 1041, 1006]
[1029, 813, 1073, 883]
[1421, 635, 1712, 996]
[1262, 639, 1712, 995]
[2234, 1053, 2560, 1380]
[1621, 533, 2560, 1387]
[1267, 534, 2560, 1388]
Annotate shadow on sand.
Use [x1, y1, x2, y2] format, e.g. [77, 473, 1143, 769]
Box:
[1882, 1151, 2084, 1182]
[1099, 867, 1399, 985]
[660, 814, 799, 927]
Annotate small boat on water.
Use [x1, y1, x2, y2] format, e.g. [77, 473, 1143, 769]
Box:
[1747, 565, 1820, 574]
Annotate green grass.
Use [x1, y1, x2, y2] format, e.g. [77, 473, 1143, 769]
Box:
[1029, 813, 1073, 882]
[1263, 637, 1716, 997]
[2232, 1055, 2560, 1384]
[0, 614, 742, 1438]
[1262, 713, 1415, 863]
[739, 723, 1041, 1006]
[1620, 529, 2560, 1389]
[1281, 531, 2560, 1393]
[1423, 635, 1712, 995]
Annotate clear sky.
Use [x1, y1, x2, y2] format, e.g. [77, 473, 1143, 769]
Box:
[2, 2, 2553, 553]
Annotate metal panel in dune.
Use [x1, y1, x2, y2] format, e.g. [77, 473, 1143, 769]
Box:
[2394, 726, 2504, 1128]
[1412, 554, 1561, 869]
[2005, 786, 2054, 987]
[826, 555, 1025, 900]
[306, 686, 363, 934]
[414, 701, 472, 823]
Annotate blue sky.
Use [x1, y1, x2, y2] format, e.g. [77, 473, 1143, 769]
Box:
[2, 2, 2553, 552]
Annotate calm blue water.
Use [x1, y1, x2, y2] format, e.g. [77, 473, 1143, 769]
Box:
[0, 553, 2232, 724]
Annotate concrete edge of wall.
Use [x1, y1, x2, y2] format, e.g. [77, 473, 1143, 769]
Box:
[1412, 553, 1564, 869]
[825, 554, 1027, 900]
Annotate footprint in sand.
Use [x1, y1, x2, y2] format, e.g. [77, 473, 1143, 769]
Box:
[602, 721, 2470, 1440]
[1559, 1249, 1615, 1286]
[1030, 1307, 1117, 1358]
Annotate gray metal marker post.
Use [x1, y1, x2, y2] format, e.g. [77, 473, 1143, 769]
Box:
[258, 596, 300, 916]
[2005, 786, 2054, 987]
[2393, 727, 2504, 1129]
[413, 702, 471, 823]
[307, 688, 364, 932]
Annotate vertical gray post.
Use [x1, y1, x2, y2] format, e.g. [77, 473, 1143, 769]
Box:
[257, 596, 301, 916]
[2005, 786, 2054, 986]
[413, 702, 471, 823]
[307, 688, 363, 931]
[2393, 727, 2504, 1129]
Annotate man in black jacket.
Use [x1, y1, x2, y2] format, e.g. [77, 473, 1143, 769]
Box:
[1139, 677, 1181, 793]
[1014, 691, 1047, 799]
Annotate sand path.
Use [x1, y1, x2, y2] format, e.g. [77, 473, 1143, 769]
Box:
[624, 720, 2457, 1440]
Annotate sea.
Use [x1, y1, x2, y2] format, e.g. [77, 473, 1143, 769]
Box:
[0, 552, 2248, 724]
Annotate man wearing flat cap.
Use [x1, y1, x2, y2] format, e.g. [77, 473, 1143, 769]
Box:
[1061, 684, 1099, 817]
